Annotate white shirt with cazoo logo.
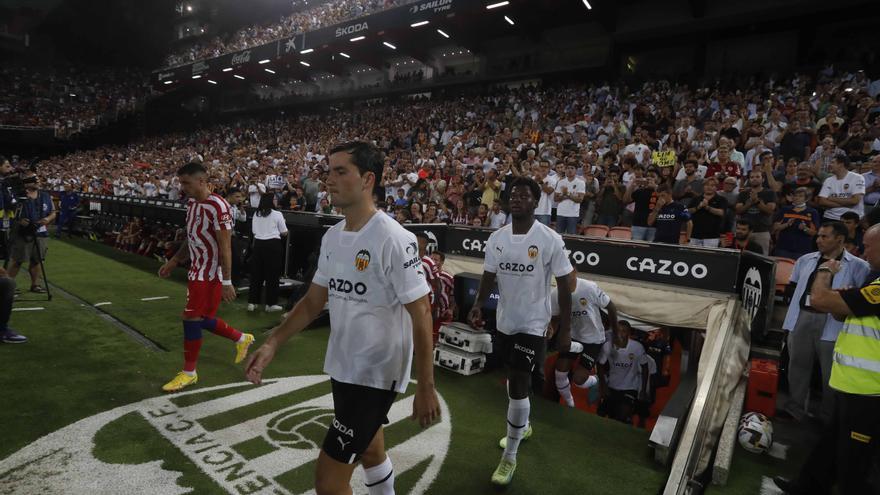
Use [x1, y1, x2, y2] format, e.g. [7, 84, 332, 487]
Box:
[483, 221, 573, 337]
[551, 277, 610, 344]
[313, 212, 430, 393]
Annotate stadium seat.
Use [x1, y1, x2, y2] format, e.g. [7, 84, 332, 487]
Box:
[773, 257, 796, 302]
[581, 224, 610, 238]
[607, 227, 632, 240]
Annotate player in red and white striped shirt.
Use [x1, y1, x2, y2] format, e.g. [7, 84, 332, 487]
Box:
[158, 162, 254, 392]
[431, 252, 456, 324]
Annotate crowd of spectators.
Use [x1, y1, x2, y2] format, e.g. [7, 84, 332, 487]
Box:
[36, 66, 880, 260]
[0, 65, 150, 136]
[163, 0, 400, 68]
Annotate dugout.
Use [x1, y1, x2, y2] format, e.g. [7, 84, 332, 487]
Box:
[81, 196, 774, 492]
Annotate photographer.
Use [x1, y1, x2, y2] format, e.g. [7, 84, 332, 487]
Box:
[7, 183, 54, 293]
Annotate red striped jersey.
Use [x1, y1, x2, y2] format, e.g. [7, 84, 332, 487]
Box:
[421, 255, 439, 304]
[437, 270, 455, 317]
[185, 193, 233, 281]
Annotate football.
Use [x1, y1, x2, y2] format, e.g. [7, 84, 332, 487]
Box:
[738, 411, 773, 454]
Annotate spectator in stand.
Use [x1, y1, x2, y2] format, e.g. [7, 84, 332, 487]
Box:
[773, 187, 820, 260]
[673, 159, 704, 205]
[579, 167, 600, 228]
[595, 168, 624, 227]
[722, 219, 764, 254]
[861, 155, 880, 214]
[779, 119, 813, 163]
[248, 193, 288, 313]
[624, 167, 659, 241]
[554, 163, 585, 234]
[735, 169, 778, 255]
[840, 211, 865, 256]
[534, 161, 557, 226]
[818, 155, 865, 221]
[686, 177, 728, 248]
[648, 183, 691, 245]
[809, 136, 846, 178]
[488, 200, 507, 229]
[480, 169, 502, 211]
[706, 144, 742, 183]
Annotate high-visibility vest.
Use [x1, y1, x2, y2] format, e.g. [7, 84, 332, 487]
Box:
[830, 282, 880, 395]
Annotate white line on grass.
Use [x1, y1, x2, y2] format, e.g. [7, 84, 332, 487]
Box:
[12, 307, 44, 312]
[94, 302, 112, 307]
[140, 296, 169, 301]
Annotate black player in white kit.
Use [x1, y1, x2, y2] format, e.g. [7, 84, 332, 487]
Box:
[244, 142, 441, 495]
[468, 176, 575, 486]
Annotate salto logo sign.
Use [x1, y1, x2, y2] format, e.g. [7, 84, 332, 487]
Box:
[0, 375, 451, 494]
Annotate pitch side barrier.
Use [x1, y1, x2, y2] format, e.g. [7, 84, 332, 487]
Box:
[84, 194, 771, 491]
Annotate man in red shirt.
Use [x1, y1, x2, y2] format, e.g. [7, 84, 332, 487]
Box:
[158, 162, 254, 392]
[705, 145, 742, 182]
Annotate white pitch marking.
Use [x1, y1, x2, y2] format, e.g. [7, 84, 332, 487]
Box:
[94, 302, 112, 307]
[242, 394, 418, 480]
[12, 307, 44, 311]
[140, 296, 169, 301]
[760, 476, 784, 495]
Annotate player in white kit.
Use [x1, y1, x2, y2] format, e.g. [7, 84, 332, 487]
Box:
[468, 176, 575, 486]
[550, 270, 619, 407]
[244, 142, 441, 495]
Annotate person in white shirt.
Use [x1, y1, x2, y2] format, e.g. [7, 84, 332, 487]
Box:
[550, 271, 619, 408]
[554, 163, 585, 234]
[597, 321, 649, 425]
[818, 155, 866, 220]
[247, 193, 288, 313]
[245, 141, 440, 495]
[534, 161, 557, 226]
[248, 182, 266, 207]
[468, 176, 574, 486]
[488, 200, 508, 229]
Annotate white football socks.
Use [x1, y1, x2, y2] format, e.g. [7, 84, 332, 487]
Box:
[363, 456, 395, 495]
[503, 397, 530, 462]
[555, 370, 575, 407]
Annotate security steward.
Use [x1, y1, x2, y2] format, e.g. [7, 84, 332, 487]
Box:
[774, 223, 880, 494]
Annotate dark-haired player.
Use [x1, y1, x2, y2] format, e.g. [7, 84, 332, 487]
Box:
[158, 162, 255, 392]
[468, 176, 575, 486]
[244, 142, 441, 495]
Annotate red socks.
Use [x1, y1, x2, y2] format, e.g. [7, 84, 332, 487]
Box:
[202, 317, 243, 342]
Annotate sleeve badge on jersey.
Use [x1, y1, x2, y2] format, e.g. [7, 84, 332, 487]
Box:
[355, 249, 371, 272]
[528, 245, 539, 260]
[579, 297, 588, 307]
[860, 285, 880, 304]
[220, 212, 232, 223]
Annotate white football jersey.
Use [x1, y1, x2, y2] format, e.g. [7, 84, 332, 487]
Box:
[484, 221, 573, 337]
[599, 338, 648, 391]
[551, 277, 610, 344]
[313, 212, 430, 393]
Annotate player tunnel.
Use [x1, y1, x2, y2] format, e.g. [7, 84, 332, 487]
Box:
[439, 226, 773, 494]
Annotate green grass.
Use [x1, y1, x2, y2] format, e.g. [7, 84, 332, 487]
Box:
[0, 237, 696, 494]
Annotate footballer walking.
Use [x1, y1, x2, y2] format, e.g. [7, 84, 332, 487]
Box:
[158, 162, 255, 392]
[468, 176, 575, 486]
[244, 142, 441, 495]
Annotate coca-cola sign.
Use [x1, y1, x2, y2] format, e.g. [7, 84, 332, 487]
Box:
[231, 50, 252, 65]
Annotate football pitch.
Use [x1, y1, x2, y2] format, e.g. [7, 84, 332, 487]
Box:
[0, 238, 784, 494]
